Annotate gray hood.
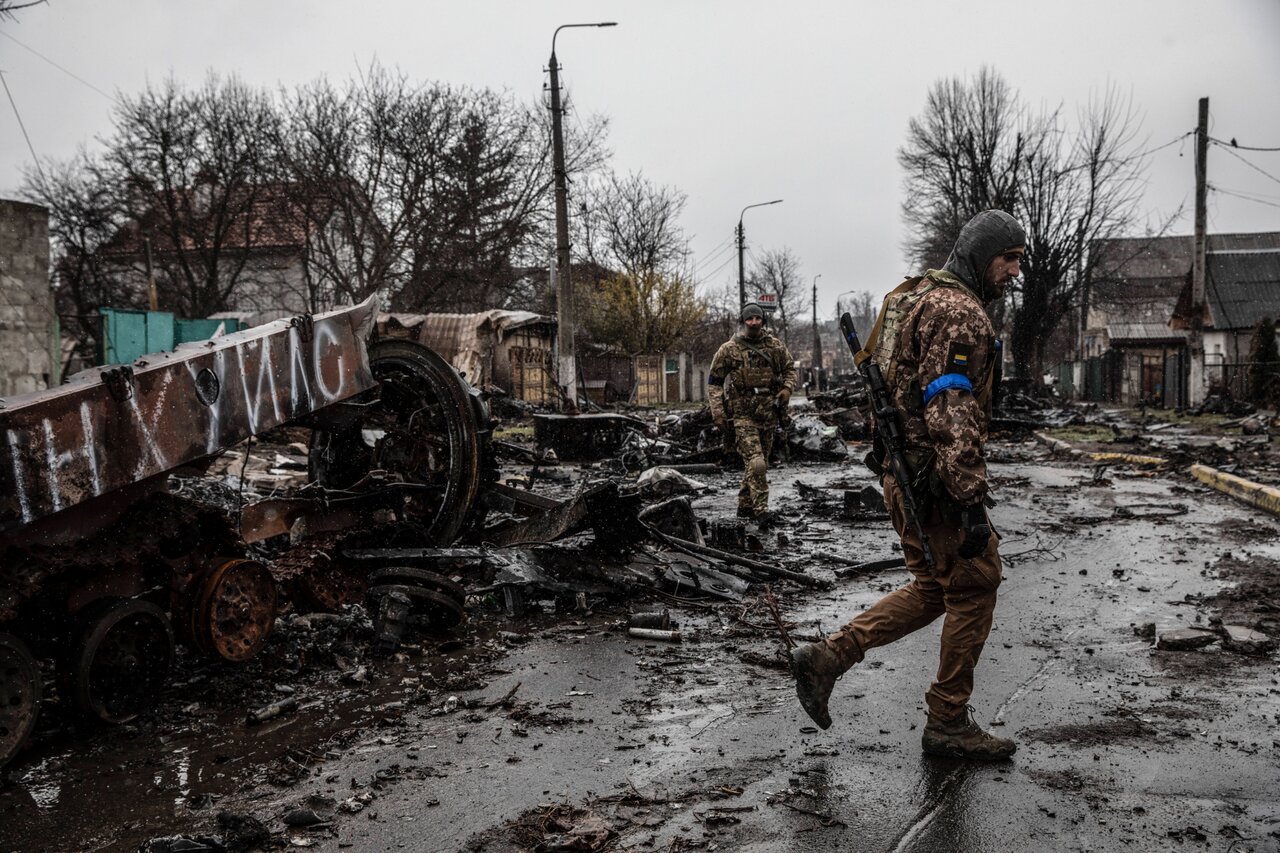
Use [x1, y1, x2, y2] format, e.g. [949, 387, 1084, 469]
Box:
[942, 209, 1026, 300]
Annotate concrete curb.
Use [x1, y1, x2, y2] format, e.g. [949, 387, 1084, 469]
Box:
[1088, 451, 1167, 467]
[1190, 463, 1280, 517]
[1032, 432, 1167, 467]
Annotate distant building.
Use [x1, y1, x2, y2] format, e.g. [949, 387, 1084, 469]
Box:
[378, 310, 558, 405]
[100, 181, 372, 327]
[0, 199, 55, 397]
[1082, 232, 1280, 404]
[1171, 234, 1280, 399]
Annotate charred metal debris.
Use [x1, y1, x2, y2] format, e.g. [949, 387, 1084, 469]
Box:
[0, 301, 860, 771]
[3, 297, 1276, 773]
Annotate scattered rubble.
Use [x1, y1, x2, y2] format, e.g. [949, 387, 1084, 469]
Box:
[1156, 627, 1219, 651]
[1221, 625, 1275, 655]
[5, 316, 1280, 850]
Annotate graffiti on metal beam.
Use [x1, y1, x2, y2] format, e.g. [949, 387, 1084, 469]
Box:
[0, 298, 378, 534]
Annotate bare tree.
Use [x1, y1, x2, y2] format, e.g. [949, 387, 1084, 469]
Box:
[836, 289, 878, 336]
[573, 169, 708, 354]
[1010, 88, 1149, 378]
[899, 69, 1154, 379]
[385, 81, 609, 313]
[29, 65, 615, 343]
[0, 0, 44, 21]
[21, 152, 136, 371]
[748, 247, 805, 346]
[276, 76, 398, 311]
[578, 170, 688, 279]
[107, 75, 282, 317]
[898, 66, 1024, 271]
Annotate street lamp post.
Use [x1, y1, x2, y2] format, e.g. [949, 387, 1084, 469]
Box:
[736, 199, 783, 312]
[548, 21, 616, 410]
[811, 273, 822, 385]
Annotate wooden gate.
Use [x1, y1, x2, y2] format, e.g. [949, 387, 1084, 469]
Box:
[633, 356, 662, 405]
[510, 346, 553, 405]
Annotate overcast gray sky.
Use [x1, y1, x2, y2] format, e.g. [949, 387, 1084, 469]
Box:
[2, 0, 1278, 315]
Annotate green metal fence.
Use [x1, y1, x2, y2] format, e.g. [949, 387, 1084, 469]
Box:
[98, 308, 242, 366]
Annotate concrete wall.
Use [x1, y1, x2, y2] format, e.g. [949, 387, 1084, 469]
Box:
[0, 199, 54, 397]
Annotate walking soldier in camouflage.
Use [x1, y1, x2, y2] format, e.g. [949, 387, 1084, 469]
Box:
[708, 302, 797, 527]
[790, 209, 1025, 760]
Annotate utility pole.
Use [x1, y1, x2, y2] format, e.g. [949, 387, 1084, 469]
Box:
[736, 199, 783, 312]
[737, 221, 745, 312]
[547, 22, 616, 411]
[811, 273, 822, 391]
[144, 236, 158, 312]
[1188, 96, 1209, 406]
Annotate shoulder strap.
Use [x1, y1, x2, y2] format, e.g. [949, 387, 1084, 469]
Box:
[855, 276, 923, 366]
[737, 337, 782, 373]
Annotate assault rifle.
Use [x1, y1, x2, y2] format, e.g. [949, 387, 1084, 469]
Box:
[839, 313, 936, 573]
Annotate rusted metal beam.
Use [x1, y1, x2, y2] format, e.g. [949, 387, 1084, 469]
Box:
[0, 298, 378, 538]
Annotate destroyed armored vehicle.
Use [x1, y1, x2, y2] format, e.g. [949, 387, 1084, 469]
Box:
[0, 298, 494, 767]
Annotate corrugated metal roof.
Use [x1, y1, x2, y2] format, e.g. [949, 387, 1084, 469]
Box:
[1092, 232, 1280, 295]
[1092, 235, 1192, 284]
[376, 310, 555, 384]
[1106, 322, 1186, 343]
[1206, 252, 1280, 330]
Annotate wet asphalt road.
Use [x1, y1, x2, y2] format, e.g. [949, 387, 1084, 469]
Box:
[3, 442, 1279, 852]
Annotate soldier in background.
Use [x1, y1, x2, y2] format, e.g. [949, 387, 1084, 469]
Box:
[708, 302, 797, 527]
[790, 209, 1025, 761]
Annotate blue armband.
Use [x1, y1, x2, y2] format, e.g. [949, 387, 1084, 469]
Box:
[923, 373, 973, 405]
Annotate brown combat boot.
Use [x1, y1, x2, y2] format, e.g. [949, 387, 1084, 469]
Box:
[921, 707, 1016, 760]
[789, 641, 846, 730]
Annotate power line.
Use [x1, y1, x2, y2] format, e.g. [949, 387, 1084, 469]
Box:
[1212, 183, 1280, 202]
[1209, 183, 1280, 210]
[1129, 129, 1197, 161]
[1059, 129, 1194, 173]
[0, 70, 46, 185]
[698, 250, 736, 283]
[0, 30, 114, 101]
[693, 234, 736, 273]
[1209, 135, 1280, 152]
[1210, 140, 1280, 187]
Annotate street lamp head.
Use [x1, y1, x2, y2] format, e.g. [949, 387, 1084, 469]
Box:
[554, 21, 619, 52]
[738, 198, 784, 224]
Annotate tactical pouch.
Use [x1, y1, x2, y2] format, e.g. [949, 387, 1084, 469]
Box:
[904, 378, 925, 415]
[927, 469, 968, 524]
[905, 449, 938, 517]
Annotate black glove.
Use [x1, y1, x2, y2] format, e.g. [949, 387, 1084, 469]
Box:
[957, 505, 991, 559]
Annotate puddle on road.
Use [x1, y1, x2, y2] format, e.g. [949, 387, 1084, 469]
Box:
[0, 643, 478, 852]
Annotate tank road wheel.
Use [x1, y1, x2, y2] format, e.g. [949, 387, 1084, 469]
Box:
[309, 340, 489, 545]
[66, 599, 174, 724]
[0, 633, 42, 767]
[190, 559, 277, 663]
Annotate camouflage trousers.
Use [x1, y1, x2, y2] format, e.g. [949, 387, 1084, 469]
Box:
[823, 474, 1002, 720]
[733, 417, 775, 515]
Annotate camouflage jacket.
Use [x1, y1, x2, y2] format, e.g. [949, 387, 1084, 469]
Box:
[876, 269, 996, 507]
[708, 330, 797, 424]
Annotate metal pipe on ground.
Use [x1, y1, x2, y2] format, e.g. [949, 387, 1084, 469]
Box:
[644, 525, 831, 589]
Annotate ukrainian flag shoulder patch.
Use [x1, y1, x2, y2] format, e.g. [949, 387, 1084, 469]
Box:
[945, 342, 974, 377]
